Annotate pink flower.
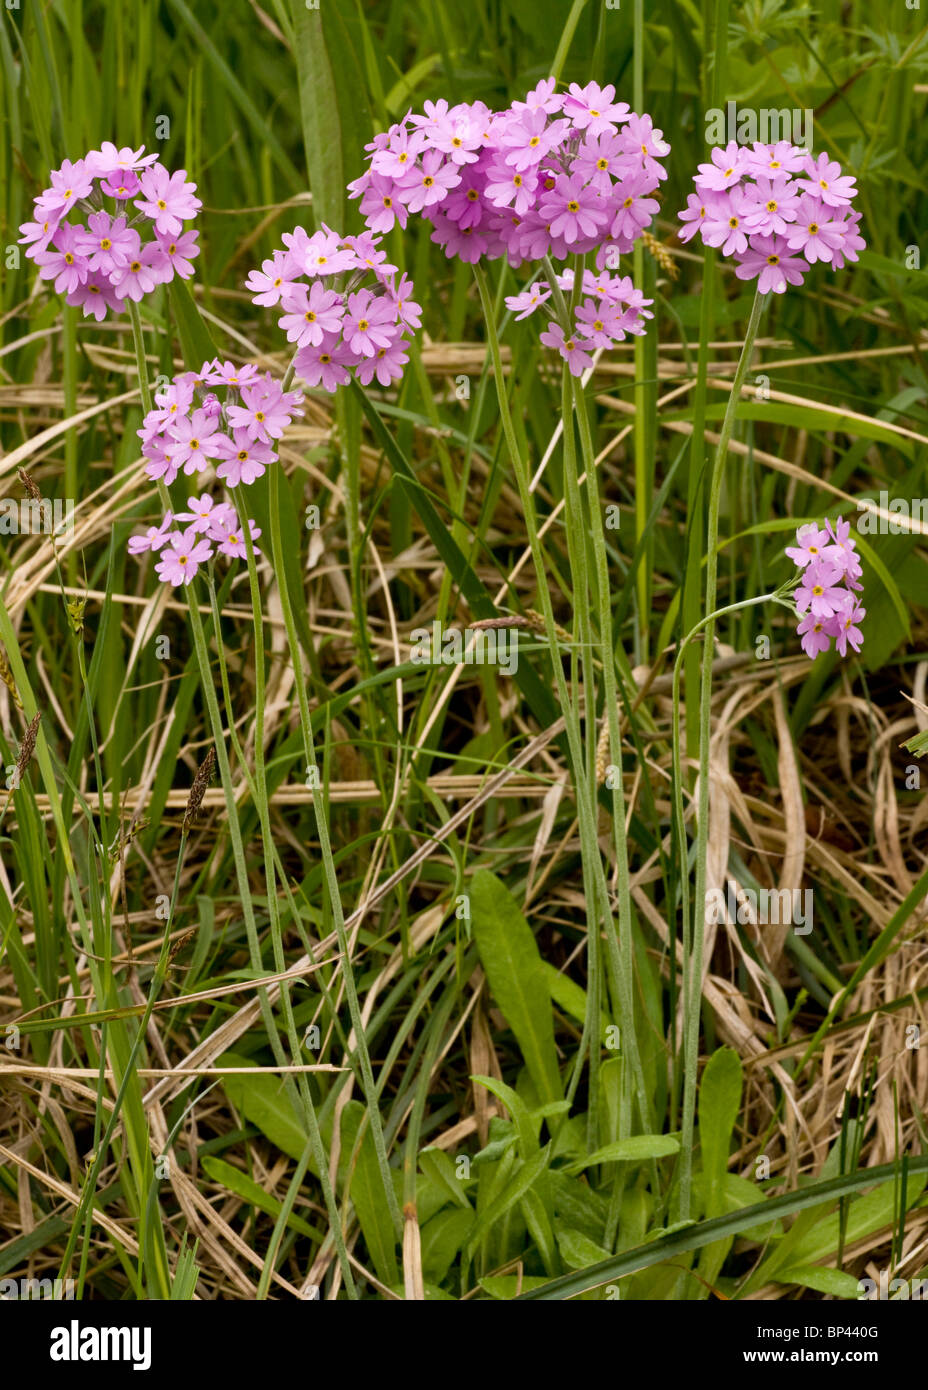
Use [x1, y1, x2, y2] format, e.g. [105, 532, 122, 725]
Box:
[742, 141, 808, 177]
[215, 431, 276, 487]
[156, 229, 200, 280]
[112, 242, 166, 301]
[246, 251, 299, 307]
[505, 285, 551, 320]
[343, 288, 398, 357]
[66, 273, 123, 321]
[18, 212, 60, 258]
[135, 165, 202, 237]
[795, 559, 847, 619]
[797, 612, 832, 659]
[734, 235, 808, 294]
[154, 527, 213, 586]
[174, 494, 226, 534]
[539, 174, 608, 245]
[401, 149, 461, 214]
[226, 379, 302, 443]
[355, 173, 409, 234]
[295, 339, 353, 392]
[832, 596, 866, 657]
[798, 153, 858, 209]
[484, 159, 538, 215]
[279, 280, 345, 348]
[695, 141, 748, 192]
[702, 187, 753, 257]
[386, 272, 422, 333]
[677, 192, 715, 244]
[43, 159, 94, 216]
[609, 174, 659, 242]
[86, 143, 159, 177]
[168, 408, 225, 473]
[784, 196, 845, 265]
[498, 108, 570, 172]
[100, 169, 141, 201]
[785, 523, 830, 569]
[562, 82, 630, 137]
[33, 225, 87, 295]
[575, 299, 626, 348]
[539, 321, 593, 377]
[128, 511, 175, 554]
[355, 335, 410, 387]
[73, 211, 138, 276]
[742, 174, 801, 237]
[370, 123, 428, 180]
[209, 514, 262, 560]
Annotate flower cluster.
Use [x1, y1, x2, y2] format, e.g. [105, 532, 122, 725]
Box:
[128, 358, 303, 586]
[349, 79, 670, 268]
[507, 265, 653, 376]
[129, 499, 262, 587]
[678, 141, 864, 293]
[786, 517, 865, 659]
[19, 143, 201, 320]
[246, 224, 421, 391]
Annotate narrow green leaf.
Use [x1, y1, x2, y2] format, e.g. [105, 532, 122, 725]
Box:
[469, 870, 563, 1113]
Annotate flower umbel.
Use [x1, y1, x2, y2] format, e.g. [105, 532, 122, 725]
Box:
[20, 145, 202, 320]
[789, 517, 865, 659]
[129, 359, 303, 586]
[678, 141, 864, 292]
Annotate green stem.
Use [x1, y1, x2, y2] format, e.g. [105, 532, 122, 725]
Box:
[677, 286, 767, 1220]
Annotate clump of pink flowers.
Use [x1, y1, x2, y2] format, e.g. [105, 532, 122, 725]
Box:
[128, 358, 303, 586]
[349, 80, 670, 269]
[678, 141, 864, 292]
[786, 517, 865, 659]
[246, 224, 420, 392]
[19, 143, 201, 320]
[507, 264, 653, 376]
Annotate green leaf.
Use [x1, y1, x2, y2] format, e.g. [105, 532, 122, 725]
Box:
[418, 1147, 472, 1211]
[516, 1156, 928, 1301]
[219, 1052, 308, 1162]
[465, 1145, 551, 1257]
[471, 1074, 539, 1158]
[556, 1227, 613, 1270]
[168, 279, 217, 371]
[781, 1171, 926, 1269]
[479, 1274, 551, 1299]
[341, 1101, 400, 1287]
[561, 1135, 680, 1174]
[419, 1207, 475, 1284]
[775, 1264, 862, 1299]
[542, 959, 610, 1032]
[469, 870, 563, 1114]
[698, 1047, 743, 1219]
[201, 1156, 322, 1242]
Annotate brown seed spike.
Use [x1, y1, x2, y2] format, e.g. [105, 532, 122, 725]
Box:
[183, 747, 216, 833]
[15, 710, 41, 782]
[17, 468, 41, 502]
